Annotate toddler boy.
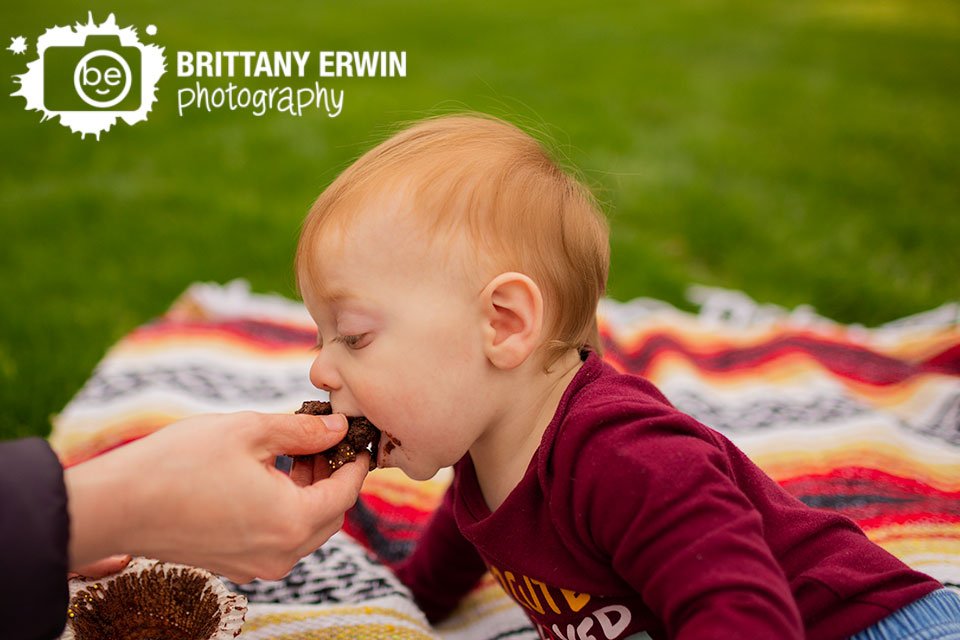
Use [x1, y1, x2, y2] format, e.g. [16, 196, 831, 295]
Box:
[294, 114, 956, 639]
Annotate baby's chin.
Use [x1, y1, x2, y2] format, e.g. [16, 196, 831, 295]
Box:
[377, 445, 439, 481]
[403, 466, 441, 482]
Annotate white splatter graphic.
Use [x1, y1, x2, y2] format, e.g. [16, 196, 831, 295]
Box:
[8, 36, 28, 55]
[11, 13, 166, 140]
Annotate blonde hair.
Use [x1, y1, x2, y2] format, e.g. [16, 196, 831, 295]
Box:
[296, 114, 609, 369]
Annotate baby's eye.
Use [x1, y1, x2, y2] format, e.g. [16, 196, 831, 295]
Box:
[311, 335, 323, 351]
[334, 333, 370, 349]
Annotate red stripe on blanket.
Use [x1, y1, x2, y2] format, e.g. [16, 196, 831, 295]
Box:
[601, 332, 960, 386]
[781, 469, 960, 498]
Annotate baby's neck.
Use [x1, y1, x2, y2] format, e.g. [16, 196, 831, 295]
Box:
[469, 349, 584, 512]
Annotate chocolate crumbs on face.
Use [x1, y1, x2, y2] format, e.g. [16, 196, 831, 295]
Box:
[295, 400, 381, 471]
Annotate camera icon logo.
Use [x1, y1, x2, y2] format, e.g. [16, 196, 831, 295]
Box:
[12, 13, 166, 139]
[45, 35, 141, 111]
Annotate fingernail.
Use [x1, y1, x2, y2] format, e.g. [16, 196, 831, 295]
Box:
[321, 414, 348, 431]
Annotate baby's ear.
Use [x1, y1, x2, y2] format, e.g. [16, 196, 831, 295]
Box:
[480, 272, 544, 370]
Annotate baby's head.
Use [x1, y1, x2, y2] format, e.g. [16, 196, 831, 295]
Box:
[296, 114, 608, 479]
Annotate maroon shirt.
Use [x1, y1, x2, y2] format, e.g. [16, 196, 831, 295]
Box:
[396, 352, 940, 640]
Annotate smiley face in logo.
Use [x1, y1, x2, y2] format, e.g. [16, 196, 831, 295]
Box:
[74, 49, 132, 108]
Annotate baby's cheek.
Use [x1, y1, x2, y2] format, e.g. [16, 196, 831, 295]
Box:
[356, 377, 407, 428]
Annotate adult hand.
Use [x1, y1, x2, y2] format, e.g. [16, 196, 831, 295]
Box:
[64, 411, 369, 583]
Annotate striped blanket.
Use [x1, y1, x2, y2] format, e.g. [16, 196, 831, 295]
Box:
[50, 280, 960, 639]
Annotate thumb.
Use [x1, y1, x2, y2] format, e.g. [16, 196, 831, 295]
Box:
[252, 412, 349, 455]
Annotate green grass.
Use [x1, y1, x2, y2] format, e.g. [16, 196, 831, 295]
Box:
[1, 0, 958, 440]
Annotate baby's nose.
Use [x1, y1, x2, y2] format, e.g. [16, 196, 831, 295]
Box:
[309, 351, 342, 392]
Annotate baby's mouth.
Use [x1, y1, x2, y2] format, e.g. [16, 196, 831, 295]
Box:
[294, 401, 380, 470]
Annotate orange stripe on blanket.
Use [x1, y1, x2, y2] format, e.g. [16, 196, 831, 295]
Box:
[756, 454, 960, 492]
[862, 524, 960, 566]
[53, 417, 174, 467]
[865, 522, 960, 541]
[117, 326, 315, 357]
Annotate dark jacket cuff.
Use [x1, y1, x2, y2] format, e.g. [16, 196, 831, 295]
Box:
[0, 437, 69, 639]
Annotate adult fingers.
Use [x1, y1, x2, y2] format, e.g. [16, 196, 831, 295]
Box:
[70, 555, 132, 579]
[288, 453, 336, 487]
[297, 517, 344, 559]
[289, 455, 316, 487]
[224, 571, 256, 584]
[299, 454, 369, 528]
[248, 412, 349, 455]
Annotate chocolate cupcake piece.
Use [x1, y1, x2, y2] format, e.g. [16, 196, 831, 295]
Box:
[295, 401, 381, 471]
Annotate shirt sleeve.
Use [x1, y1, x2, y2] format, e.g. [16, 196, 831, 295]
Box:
[393, 484, 487, 623]
[571, 409, 804, 640]
[0, 437, 69, 640]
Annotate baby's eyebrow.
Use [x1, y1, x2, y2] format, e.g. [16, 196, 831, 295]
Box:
[309, 286, 379, 319]
[336, 305, 381, 325]
[314, 286, 355, 303]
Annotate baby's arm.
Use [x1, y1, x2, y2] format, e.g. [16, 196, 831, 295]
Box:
[394, 484, 487, 623]
[573, 416, 805, 640]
